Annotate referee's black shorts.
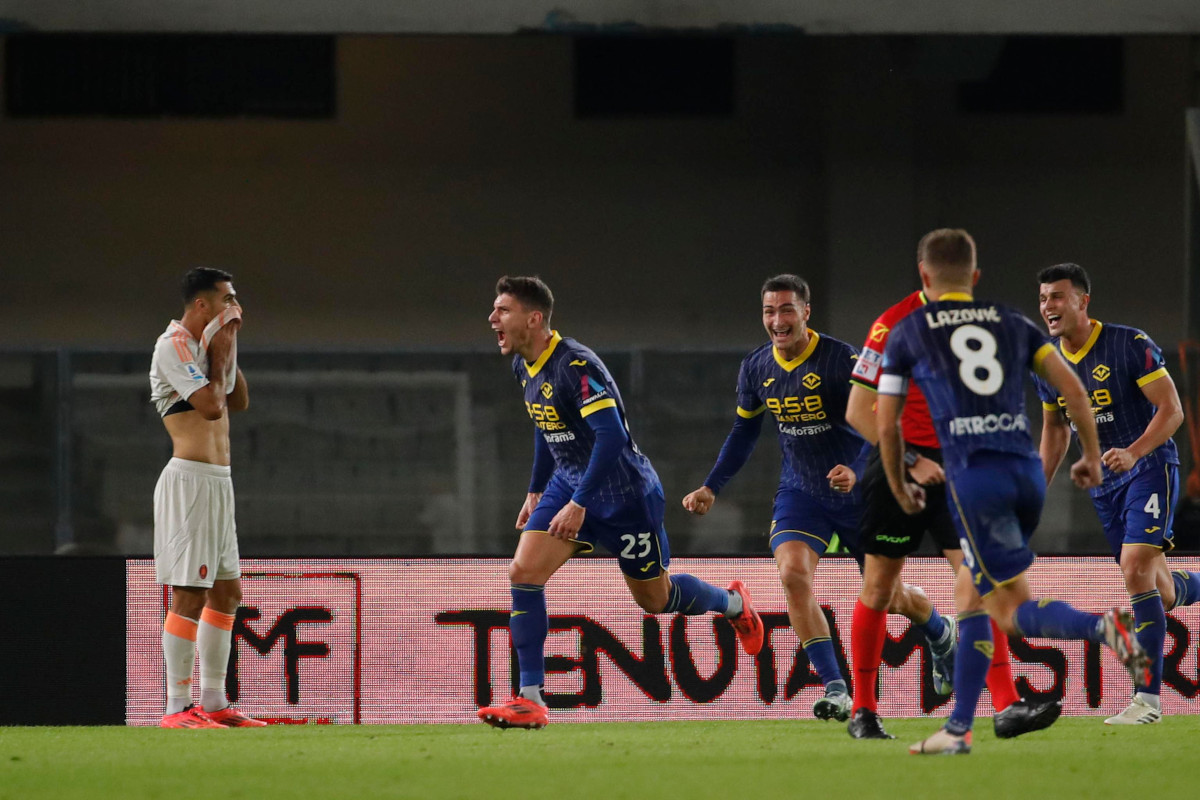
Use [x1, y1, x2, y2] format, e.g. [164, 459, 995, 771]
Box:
[859, 443, 960, 558]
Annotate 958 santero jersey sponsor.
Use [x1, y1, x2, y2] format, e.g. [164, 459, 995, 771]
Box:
[850, 290, 940, 448]
[513, 332, 658, 503]
[734, 333, 865, 501]
[1033, 320, 1179, 497]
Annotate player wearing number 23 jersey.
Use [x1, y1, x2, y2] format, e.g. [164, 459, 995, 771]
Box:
[478, 276, 763, 731]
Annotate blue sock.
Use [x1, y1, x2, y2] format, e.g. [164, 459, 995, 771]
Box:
[802, 637, 845, 689]
[916, 607, 948, 645]
[662, 574, 730, 615]
[1132, 590, 1165, 696]
[946, 613, 991, 735]
[1014, 599, 1102, 642]
[510, 583, 548, 689]
[1171, 570, 1200, 609]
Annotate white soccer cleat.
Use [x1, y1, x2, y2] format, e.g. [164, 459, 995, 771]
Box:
[1104, 694, 1161, 725]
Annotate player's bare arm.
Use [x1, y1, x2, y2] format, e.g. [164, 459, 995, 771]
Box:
[877, 392, 925, 514]
[1038, 405, 1072, 487]
[682, 486, 716, 515]
[162, 319, 240, 466]
[1037, 351, 1102, 489]
[845, 384, 877, 444]
[847, 382, 942, 485]
[1102, 373, 1184, 474]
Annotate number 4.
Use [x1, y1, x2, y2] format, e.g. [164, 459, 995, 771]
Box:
[1144, 494, 1160, 519]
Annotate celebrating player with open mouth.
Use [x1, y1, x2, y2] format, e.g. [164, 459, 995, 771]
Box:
[478, 276, 763, 730]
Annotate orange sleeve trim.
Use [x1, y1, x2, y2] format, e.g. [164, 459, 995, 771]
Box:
[164, 612, 199, 641]
[200, 607, 237, 631]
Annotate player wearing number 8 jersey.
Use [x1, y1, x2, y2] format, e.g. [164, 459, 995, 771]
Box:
[477, 276, 763, 730]
[1033, 263, 1200, 725]
[879, 229, 1148, 754]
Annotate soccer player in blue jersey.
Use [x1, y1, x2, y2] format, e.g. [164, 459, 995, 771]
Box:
[878, 230, 1148, 755]
[1034, 263, 1200, 724]
[477, 276, 765, 729]
[682, 274, 955, 723]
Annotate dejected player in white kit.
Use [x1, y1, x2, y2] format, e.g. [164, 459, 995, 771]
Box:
[149, 267, 264, 728]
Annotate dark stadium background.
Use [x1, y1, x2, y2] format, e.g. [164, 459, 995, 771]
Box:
[3, 0, 1200, 726]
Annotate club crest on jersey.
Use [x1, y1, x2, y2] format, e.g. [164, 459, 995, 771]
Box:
[802, 373, 821, 390]
[540, 382, 554, 399]
[1091, 364, 1111, 381]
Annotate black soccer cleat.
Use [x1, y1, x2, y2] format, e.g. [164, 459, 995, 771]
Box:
[848, 708, 896, 740]
[993, 698, 1062, 739]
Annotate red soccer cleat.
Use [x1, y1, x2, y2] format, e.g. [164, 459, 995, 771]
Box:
[727, 580, 765, 656]
[207, 706, 268, 727]
[477, 697, 549, 730]
[160, 704, 227, 729]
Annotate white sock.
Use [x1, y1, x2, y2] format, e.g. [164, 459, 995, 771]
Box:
[163, 613, 199, 715]
[519, 686, 547, 706]
[197, 608, 236, 712]
[1136, 692, 1161, 710]
[725, 590, 743, 618]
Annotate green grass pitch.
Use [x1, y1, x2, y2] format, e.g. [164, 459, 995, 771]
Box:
[2, 717, 1196, 799]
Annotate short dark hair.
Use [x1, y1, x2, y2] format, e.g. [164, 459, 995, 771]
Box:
[917, 228, 976, 276]
[760, 274, 810, 303]
[1037, 262, 1091, 294]
[495, 275, 554, 323]
[182, 267, 234, 303]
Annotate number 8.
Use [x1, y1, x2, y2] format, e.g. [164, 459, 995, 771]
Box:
[950, 324, 1003, 396]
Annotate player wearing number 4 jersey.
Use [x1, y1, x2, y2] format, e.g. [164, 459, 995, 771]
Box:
[683, 274, 954, 724]
[478, 276, 763, 730]
[879, 229, 1148, 755]
[1034, 263, 1200, 725]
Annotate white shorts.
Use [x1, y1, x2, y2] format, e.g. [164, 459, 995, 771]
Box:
[153, 458, 241, 588]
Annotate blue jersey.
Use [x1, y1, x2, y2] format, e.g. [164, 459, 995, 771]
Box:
[734, 333, 866, 503]
[880, 295, 1055, 477]
[513, 332, 659, 503]
[1032, 320, 1179, 498]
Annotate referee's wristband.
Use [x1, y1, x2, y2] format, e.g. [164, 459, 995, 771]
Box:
[903, 449, 920, 467]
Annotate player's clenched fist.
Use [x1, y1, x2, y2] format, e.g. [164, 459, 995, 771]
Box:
[682, 486, 716, 515]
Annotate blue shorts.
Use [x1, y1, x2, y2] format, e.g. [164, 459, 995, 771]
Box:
[945, 452, 1045, 597]
[1092, 464, 1178, 561]
[768, 488, 863, 563]
[524, 474, 670, 580]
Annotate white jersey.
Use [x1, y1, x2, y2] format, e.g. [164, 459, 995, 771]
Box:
[149, 319, 236, 417]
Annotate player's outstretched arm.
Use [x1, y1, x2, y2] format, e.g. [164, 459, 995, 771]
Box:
[1037, 350, 1101, 489]
[1102, 373, 1184, 474]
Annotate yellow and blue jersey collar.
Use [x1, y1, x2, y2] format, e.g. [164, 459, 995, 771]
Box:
[524, 330, 562, 378]
[772, 330, 820, 372]
[937, 291, 974, 302]
[1059, 319, 1102, 364]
